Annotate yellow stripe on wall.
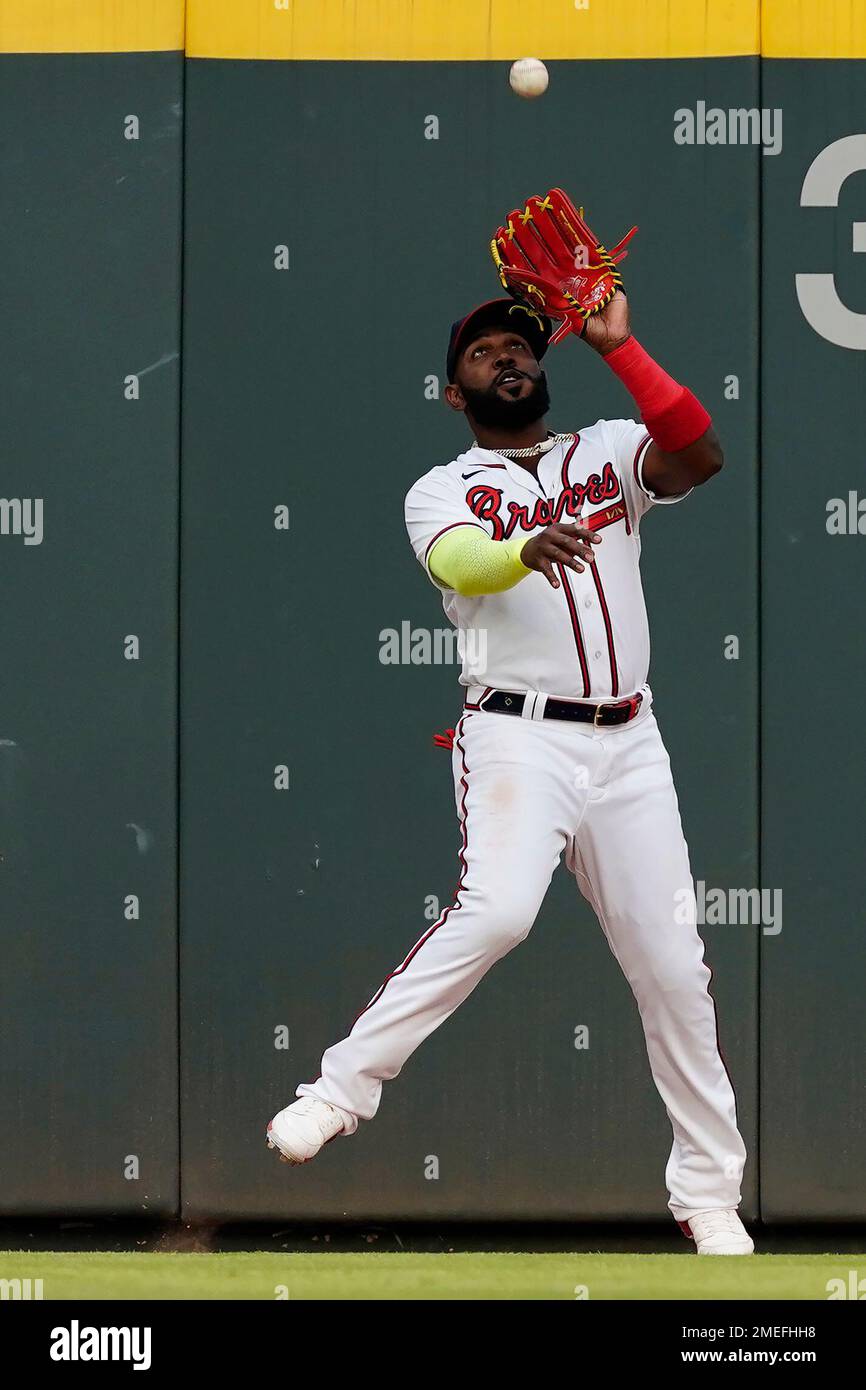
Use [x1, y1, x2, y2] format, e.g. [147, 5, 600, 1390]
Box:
[0, 0, 183, 54]
[185, 0, 760, 61]
[1, 0, 865, 60]
[762, 0, 866, 59]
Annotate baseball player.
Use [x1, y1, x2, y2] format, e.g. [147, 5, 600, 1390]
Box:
[267, 277, 752, 1255]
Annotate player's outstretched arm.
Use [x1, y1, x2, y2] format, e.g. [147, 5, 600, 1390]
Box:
[429, 522, 600, 595]
[581, 292, 723, 497]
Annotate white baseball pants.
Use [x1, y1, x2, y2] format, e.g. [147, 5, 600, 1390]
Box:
[296, 698, 747, 1220]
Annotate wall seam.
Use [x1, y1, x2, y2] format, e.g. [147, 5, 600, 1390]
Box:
[756, 5, 765, 1229]
[175, 19, 188, 1222]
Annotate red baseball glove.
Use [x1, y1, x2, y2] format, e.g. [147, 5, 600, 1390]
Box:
[490, 188, 637, 345]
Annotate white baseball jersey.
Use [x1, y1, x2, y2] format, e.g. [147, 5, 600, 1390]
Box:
[404, 419, 691, 700]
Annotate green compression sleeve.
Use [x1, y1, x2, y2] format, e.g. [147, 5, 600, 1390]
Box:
[428, 525, 532, 596]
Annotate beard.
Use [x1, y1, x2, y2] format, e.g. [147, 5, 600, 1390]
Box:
[462, 370, 551, 431]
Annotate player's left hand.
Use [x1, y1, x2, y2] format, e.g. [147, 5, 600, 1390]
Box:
[490, 190, 637, 346]
[580, 290, 631, 357]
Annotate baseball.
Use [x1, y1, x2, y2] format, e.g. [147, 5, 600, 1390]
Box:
[509, 58, 549, 99]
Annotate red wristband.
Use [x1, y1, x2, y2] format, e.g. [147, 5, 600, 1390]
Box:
[603, 336, 711, 453]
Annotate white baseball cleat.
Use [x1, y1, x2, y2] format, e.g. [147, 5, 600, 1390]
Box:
[266, 1097, 345, 1165]
[684, 1209, 755, 1255]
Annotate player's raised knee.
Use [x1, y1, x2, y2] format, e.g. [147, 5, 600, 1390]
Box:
[476, 892, 542, 951]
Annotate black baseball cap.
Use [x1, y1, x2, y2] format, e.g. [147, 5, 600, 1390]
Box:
[446, 297, 552, 383]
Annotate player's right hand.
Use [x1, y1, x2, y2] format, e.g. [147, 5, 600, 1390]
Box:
[519, 522, 601, 589]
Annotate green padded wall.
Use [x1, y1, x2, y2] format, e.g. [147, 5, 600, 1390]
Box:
[0, 51, 182, 1214]
[760, 59, 866, 1220]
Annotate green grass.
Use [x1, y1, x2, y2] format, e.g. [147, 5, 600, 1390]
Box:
[1, 1251, 863, 1300]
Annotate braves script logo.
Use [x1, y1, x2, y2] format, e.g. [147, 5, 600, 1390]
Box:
[466, 462, 623, 541]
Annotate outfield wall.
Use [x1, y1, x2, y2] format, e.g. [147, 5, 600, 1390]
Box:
[0, 1, 863, 1222]
[0, 28, 183, 1214]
